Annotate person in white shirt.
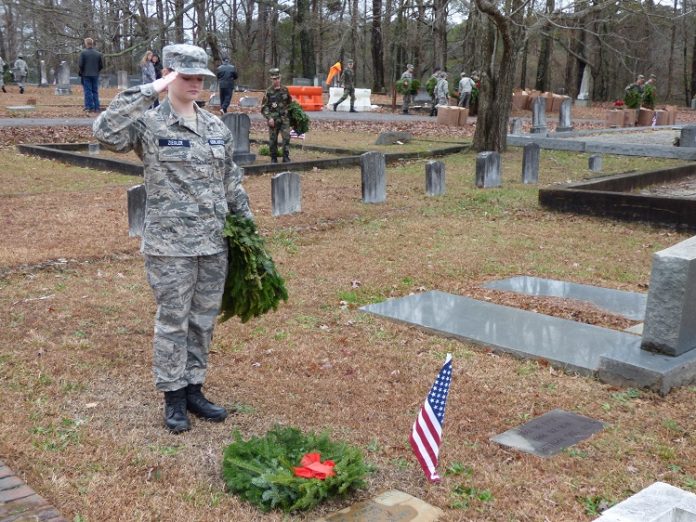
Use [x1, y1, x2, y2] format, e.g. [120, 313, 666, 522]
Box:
[458, 72, 475, 108]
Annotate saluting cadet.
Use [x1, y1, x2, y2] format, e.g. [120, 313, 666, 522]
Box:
[93, 44, 253, 433]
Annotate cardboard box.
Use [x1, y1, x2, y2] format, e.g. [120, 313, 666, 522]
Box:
[623, 109, 637, 127]
[664, 105, 677, 125]
[457, 107, 469, 126]
[606, 110, 624, 128]
[436, 106, 459, 126]
[637, 108, 654, 127]
[654, 110, 669, 126]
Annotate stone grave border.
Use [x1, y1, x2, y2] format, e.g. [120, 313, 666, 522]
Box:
[508, 131, 696, 160]
[539, 163, 696, 231]
[16, 142, 469, 177]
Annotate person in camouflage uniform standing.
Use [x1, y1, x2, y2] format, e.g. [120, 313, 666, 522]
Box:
[0, 56, 6, 93]
[261, 68, 292, 163]
[13, 55, 28, 94]
[400, 63, 415, 114]
[332, 59, 357, 113]
[93, 44, 253, 433]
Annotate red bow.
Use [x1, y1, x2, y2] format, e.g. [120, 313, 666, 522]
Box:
[292, 452, 336, 479]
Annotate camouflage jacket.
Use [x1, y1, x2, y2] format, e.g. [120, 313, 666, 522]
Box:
[93, 84, 252, 257]
[261, 86, 292, 122]
[340, 67, 354, 89]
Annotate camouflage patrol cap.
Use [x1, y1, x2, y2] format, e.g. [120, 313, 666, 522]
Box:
[269, 68, 281, 79]
[346, 59, 354, 65]
[162, 44, 215, 78]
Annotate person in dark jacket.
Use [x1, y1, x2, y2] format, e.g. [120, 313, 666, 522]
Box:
[216, 57, 238, 114]
[78, 38, 104, 113]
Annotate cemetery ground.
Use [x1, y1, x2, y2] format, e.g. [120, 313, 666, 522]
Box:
[2, 123, 696, 522]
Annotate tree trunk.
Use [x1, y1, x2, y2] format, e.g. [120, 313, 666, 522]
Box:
[534, 0, 554, 92]
[297, 0, 316, 77]
[371, 0, 385, 92]
[433, 0, 448, 69]
[473, 0, 522, 152]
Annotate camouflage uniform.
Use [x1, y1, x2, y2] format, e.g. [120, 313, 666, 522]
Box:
[435, 72, 449, 107]
[400, 65, 414, 114]
[93, 48, 252, 393]
[334, 61, 356, 111]
[13, 57, 27, 93]
[0, 57, 5, 92]
[261, 69, 292, 162]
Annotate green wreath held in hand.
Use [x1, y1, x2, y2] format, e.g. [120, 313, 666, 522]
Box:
[219, 214, 288, 323]
[288, 101, 310, 135]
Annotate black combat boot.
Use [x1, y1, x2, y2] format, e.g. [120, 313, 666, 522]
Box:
[186, 384, 228, 422]
[271, 156, 278, 164]
[349, 105, 357, 113]
[1, 86, 6, 93]
[163, 388, 190, 433]
[333, 102, 338, 111]
[282, 152, 290, 163]
[19, 86, 24, 94]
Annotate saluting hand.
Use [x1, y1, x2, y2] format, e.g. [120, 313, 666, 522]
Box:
[153, 70, 178, 93]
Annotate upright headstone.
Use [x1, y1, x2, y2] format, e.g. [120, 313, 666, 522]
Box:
[521, 143, 540, 184]
[117, 70, 129, 90]
[292, 77, 313, 86]
[220, 113, 256, 165]
[531, 97, 547, 134]
[48, 67, 55, 85]
[576, 67, 592, 107]
[127, 184, 147, 237]
[588, 154, 602, 172]
[361, 151, 386, 203]
[55, 61, 72, 95]
[239, 96, 260, 108]
[641, 235, 696, 356]
[557, 98, 574, 132]
[39, 60, 48, 87]
[271, 172, 302, 216]
[509, 117, 523, 135]
[679, 125, 696, 148]
[475, 151, 501, 188]
[425, 160, 445, 196]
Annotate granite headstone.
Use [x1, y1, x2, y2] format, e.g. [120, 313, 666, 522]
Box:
[531, 96, 547, 134]
[557, 98, 574, 132]
[522, 143, 540, 184]
[272, 171, 302, 216]
[425, 160, 445, 196]
[475, 151, 501, 188]
[361, 151, 386, 203]
[221, 113, 256, 165]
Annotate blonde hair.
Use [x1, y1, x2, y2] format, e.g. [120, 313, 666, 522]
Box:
[84, 38, 94, 48]
[140, 50, 153, 66]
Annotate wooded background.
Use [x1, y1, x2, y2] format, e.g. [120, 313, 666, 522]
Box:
[0, 0, 692, 103]
[0, 0, 692, 150]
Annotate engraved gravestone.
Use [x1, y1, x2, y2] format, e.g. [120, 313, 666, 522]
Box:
[127, 184, 147, 237]
[375, 131, 412, 145]
[589, 154, 603, 172]
[55, 61, 72, 95]
[557, 98, 574, 132]
[39, 60, 48, 87]
[475, 151, 501, 188]
[491, 409, 604, 457]
[641, 235, 696, 356]
[425, 160, 445, 196]
[271, 171, 302, 216]
[509, 117, 523, 135]
[522, 143, 540, 184]
[117, 70, 129, 90]
[531, 96, 547, 134]
[680, 125, 696, 148]
[361, 151, 386, 203]
[220, 113, 256, 165]
[239, 96, 260, 108]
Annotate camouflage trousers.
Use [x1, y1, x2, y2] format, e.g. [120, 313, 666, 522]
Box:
[336, 87, 355, 107]
[268, 118, 291, 159]
[402, 93, 412, 113]
[144, 252, 228, 392]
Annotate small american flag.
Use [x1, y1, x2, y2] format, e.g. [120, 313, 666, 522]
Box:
[290, 129, 306, 140]
[409, 353, 452, 483]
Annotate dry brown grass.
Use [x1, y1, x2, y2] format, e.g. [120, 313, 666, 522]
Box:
[2, 132, 696, 522]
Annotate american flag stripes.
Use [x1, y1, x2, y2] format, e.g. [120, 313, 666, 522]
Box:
[409, 353, 453, 483]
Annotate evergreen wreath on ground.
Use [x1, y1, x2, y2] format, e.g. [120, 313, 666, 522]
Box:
[288, 101, 310, 135]
[219, 215, 288, 323]
[222, 426, 370, 512]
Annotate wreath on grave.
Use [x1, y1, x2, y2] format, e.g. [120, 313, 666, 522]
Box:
[396, 78, 420, 95]
[288, 101, 310, 135]
[222, 426, 370, 512]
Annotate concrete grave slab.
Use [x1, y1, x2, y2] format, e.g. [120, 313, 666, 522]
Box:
[594, 482, 696, 522]
[361, 291, 696, 393]
[314, 489, 443, 521]
[484, 276, 646, 321]
[491, 409, 604, 457]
